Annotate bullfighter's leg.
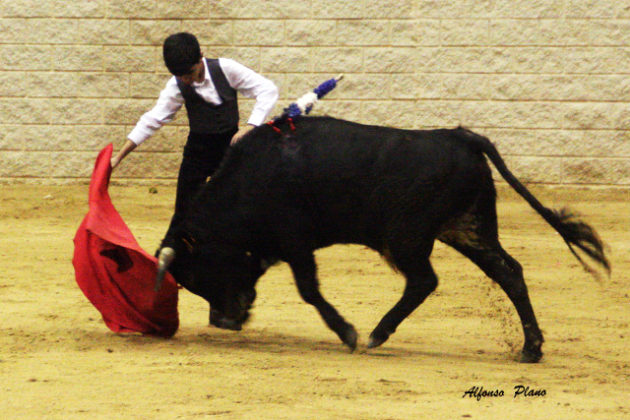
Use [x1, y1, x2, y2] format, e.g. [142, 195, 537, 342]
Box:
[368, 245, 438, 349]
[446, 241, 544, 363]
[287, 252, 358, 351]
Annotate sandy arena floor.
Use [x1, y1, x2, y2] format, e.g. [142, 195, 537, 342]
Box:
[0, 184, 628, 419]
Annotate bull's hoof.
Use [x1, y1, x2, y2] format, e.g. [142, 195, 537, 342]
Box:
[210, 313, 243, 331]
[367, 330, 390, 349]
[341, 325, 358, 352]
[213, 318, 242, 331]
[520, 347, 543, 363]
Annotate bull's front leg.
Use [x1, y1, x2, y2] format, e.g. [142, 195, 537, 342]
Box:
[287, 252, 358, 351]
[369, 256, 438, 349]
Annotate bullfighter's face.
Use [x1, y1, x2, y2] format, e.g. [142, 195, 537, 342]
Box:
[177, 59, 205, 86]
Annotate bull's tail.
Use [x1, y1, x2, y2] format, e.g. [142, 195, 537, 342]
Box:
[456, 127, 611, 278]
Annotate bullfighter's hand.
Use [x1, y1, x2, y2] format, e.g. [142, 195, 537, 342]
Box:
[110, 140, 137, 171]
[231, 124, 256, 145]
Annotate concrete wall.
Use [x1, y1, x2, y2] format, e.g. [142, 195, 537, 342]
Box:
[1, 0, 629, 186]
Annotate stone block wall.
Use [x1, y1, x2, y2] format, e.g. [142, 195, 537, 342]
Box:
[0, 0, 629, 186]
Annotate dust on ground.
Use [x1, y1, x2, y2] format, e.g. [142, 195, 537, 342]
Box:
[0, 184, 628, 419]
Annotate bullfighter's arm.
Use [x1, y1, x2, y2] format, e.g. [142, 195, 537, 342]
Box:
[111, 140, 137, 170]
[219, 58, 278, 145]
[230, 123, 256, 145]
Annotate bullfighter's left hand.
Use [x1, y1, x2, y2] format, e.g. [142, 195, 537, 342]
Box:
[231, 124, 256, 145]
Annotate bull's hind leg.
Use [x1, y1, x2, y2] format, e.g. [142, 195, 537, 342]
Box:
[445, 240, 544, 363]
[368, 246, 438, 349]
[287, 252, 358, 351]
[438, 180, 544, 362]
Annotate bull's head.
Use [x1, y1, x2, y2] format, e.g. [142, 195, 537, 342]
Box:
[155, 238, 269, 331]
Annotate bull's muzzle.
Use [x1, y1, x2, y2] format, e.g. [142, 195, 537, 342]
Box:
[209, 288, 256, 331]
[155, 247, 175, 292]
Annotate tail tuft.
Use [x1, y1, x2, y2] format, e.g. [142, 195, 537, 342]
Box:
[457, 128, 612, 280]
[552, 208, 611, 279]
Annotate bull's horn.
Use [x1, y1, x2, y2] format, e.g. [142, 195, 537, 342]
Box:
[155, 247, 175, 292]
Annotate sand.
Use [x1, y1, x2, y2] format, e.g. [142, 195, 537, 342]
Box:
[0, 184, 628, 419]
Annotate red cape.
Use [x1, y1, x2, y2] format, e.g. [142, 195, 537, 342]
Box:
[73, 144, 179, 337]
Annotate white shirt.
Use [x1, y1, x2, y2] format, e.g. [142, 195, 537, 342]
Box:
[128, 58, 279, 145]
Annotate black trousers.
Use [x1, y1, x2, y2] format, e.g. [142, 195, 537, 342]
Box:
[163, 128, 237, 245]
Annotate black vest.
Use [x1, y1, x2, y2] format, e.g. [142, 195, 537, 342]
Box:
[176, 58, 239, 134]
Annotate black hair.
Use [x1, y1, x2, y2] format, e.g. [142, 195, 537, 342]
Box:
[162, 32, 202, 76]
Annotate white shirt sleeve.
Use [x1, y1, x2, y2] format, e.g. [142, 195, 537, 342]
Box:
[219, 58, 279, 126]
[127, 59, 278, 145]
[127, 77, 184, 145]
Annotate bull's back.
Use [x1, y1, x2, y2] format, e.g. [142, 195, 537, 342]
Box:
[273, 117, 489, 246]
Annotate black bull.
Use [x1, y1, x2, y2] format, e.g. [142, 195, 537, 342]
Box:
[156, 116, 609, 363]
